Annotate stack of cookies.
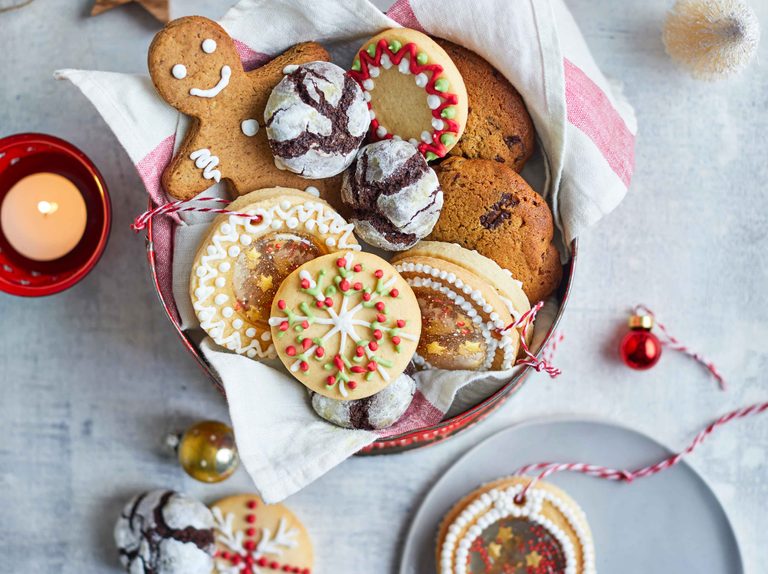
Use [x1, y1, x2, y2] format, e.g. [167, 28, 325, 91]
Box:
[152, 17, 562, 432]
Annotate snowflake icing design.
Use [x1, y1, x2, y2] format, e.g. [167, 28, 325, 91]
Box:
[212, 501, 309, 574]
[269, 252, 418, 397]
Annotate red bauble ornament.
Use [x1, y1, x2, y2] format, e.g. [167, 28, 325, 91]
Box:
[619, 314, 662, 370]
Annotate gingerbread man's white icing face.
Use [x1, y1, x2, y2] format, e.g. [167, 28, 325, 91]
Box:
[148, 17, 245, 117]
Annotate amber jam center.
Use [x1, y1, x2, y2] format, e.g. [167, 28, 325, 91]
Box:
[232, 232, 324, 328]
[468, 517, 567, 574]
[414, 288, 488, 370]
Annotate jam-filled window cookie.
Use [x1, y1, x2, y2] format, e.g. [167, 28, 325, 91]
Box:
[148, 16, 339, 200]
[437, 477, 596, 574]
[269, 251, 421, 400]
[392, 242, 529, 372]
[190, 188, 359, 360]
[349, 28, 468, 161]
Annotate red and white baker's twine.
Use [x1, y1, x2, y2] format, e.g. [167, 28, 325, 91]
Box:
[503, 302, 562, 378]
[131, 197, 262, 231]
[634, 304, 726, 390]
[513, 401, 768, 503]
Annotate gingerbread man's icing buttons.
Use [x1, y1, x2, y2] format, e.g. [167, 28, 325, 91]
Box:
[269, 251, 421, 401]
[210, 494, 313, 574]
[349, 28, 468, 161]
[147, 16, 342, 201]
[189, 188, 359, 361]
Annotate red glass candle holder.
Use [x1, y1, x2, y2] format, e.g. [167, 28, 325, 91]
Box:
[0, 133, 111, 297]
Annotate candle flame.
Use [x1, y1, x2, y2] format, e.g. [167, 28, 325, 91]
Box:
[37, 200, 59, 216]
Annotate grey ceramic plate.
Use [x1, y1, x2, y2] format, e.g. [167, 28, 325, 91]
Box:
[400, 419, 742, 574]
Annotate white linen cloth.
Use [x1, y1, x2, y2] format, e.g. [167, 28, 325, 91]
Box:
[55, 0, 635, 502]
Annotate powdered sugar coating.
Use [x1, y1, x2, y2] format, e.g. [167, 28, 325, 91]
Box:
[341, 140, 443, 251]
[311, 372, 416, 429]
[114, 490, 215, 574]
[264, 61, 370, 178]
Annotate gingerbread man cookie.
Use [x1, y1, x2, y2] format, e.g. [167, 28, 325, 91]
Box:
[148, 16, 338, 200]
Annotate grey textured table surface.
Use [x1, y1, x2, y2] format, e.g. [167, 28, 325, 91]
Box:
[1, 1, 767, 573]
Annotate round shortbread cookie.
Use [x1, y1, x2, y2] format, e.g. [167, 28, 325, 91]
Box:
[391, 242, 520, 371]
[436, 477, 596, 574]
[349, 28, 468, 161]
[210, 494, 313, 574]
[269, 251, 421, 400]
[189, 188, 360, 360]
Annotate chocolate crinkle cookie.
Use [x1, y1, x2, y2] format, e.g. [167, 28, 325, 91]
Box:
[311, 372, 416, 430]
[341, 140, 443, 251]
[114, 490, 215, 574]
[264, 61, 370, 179]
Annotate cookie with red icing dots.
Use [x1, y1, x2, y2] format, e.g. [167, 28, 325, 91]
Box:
[349, 28, 468, 161]
[210, 494, 313, 574]
[269, 251, 421, 400]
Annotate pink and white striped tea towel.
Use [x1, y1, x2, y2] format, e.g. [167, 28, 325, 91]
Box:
[55, 0, 635, 502]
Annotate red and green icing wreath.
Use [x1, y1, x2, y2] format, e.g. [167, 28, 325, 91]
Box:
[349, 38, 461, 160]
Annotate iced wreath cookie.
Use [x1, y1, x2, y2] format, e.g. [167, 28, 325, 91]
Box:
[429, 157, 562, 303]
[391, 242, 529, 371]
[349, 28, 468, 160]
[114, 490, 215, 574]
[269, 251, 421, 400]
[211, 494, 313, 574]
[190, 188, 359, 360]
[264, 61, 370, 178]
[341, 139, 443, 251]
[436, 477, 596, 574]
[148, 16, 340, 200]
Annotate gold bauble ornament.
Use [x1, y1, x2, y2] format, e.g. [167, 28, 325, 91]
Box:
[663, 0, 760, 80]
[167, 420, 239, 483]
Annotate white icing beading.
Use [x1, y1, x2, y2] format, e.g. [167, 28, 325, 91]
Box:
[191, 201, 360, 359]
[240, 119, 259, 137]
[439, 483, 596, 574]
[190, 148, 222, 183]
[395, 262, 515, 370]
[201, 38, 217, 54]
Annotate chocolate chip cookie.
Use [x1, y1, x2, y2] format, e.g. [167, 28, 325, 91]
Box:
[436, 39, 535, 172]
[427, 157, 562, 303]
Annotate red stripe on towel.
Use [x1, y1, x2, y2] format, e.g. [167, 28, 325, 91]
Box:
[377, 390, 444, 437]
[564, 58, 635, 187]
[136, 134, 175, 205]
[233, 39, 272, 71]
[386, 0, 427, 32]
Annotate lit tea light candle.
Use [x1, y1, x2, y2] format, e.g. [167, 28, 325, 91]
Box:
[0, 172, 87, 261]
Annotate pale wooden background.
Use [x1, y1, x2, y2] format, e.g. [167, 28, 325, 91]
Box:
[1, 0, 766, 572]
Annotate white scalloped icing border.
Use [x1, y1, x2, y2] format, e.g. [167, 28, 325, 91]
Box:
[191, 199, 360, 359]
[394, 261, 515, 370]
[439, 483, 596, 574]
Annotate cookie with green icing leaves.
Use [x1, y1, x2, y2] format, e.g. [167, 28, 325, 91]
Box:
[269, 251, 421, 400]
[349, 28, 468, 161]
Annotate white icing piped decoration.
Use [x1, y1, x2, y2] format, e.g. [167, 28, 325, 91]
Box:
[189, 148, 222, 183]
[304, 186, 320, 197]
[427, 94, 441, 109]
[362, 79, 374, 91]
[172, 64, 187, 79]
[395, 261, 516, 369]
[439, 483, 596, 574]
[201, 38, 217, 54]
[415, 72, 428, 88]
[191, 201, 360, 359]
[283, 64, 298, 74]
[190, 65, 231, 98]
[376, 125, 388, 138]
[241, 119, 259, 137]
